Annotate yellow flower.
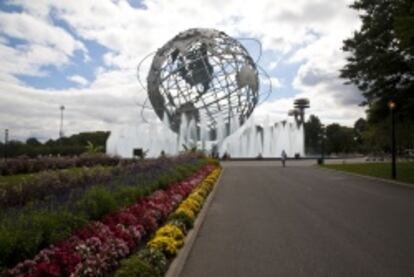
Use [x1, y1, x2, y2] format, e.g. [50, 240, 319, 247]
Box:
[175, 207, 195, 221]
[155, 224, 185, 241]
[189, 193, 204, 204]
[180, 199, 201, 213]
[147, 236, 182, 256]
[145, 166, 222, 258]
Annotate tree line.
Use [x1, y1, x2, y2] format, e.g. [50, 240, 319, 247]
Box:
[333, 0, 414, 155]
[0, 131, 110, 158]
[305, 0, 414, 156]
[304, 113, 413, 156]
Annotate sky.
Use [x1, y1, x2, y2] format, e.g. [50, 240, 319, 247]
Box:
[0, 0, 366, 142]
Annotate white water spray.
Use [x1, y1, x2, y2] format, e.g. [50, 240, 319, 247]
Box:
[106, 115, 305, 158]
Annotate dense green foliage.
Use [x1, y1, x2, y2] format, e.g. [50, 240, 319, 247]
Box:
[0, 131, 110, 158]
[325, 124, 355, 154]
[77, 186, 118, 220]
[0, 210, 87, 268]
[114, 249, 168, 277]
[341, 0, 414, 119]
[305, 113, 412, 155]
[341, 0, 414, 151]
[305, 115, 363, 155]
[304, 115, 323, 154]
[322, 162, 414, 185]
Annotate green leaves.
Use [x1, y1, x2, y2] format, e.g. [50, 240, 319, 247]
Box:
[114, 249, 167, 277]
[0, 209, 86, 269]
[77, 186, 117, 221]
[341, 0, 414, 121]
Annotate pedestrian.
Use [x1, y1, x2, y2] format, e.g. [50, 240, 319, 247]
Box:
[281, 150, 287, 167]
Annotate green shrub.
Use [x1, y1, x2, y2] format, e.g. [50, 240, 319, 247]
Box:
[113, 186, 145, 207]
[77, 186, 117, 220]
[168, 212, 193, 230]
[31, 210, 86, 246]
[156, 173, 175, 189]
[0, 210, 86, 268]
[114, 249, 167, 277]
[207, 158, 220, 167]
[0, 225, 41, 267]
[167, 218, 188, 234]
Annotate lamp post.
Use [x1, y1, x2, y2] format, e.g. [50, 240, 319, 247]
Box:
[318, 124, 326, 165]
[59, 105, 65, 139]
[4, 129, 8, 162]
[388, 100, 396, 179]
[322, 125, 325, 163]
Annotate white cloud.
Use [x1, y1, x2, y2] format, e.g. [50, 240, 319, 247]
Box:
[287, 28, 365, 125]
[0, 10, 87, 83]
[261, 76, 282, 91]
[0, 42, 69, 83]
[0, 80, 152, 141]
[0, 0, 365, 141]
[269, 77, 282, 89]
[0, 11, 85, 55]
[68, 75, 89, 86]
[268, 60, 280, 70]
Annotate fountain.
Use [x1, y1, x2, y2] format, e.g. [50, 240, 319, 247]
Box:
[106, 114, 305, 158]
[106, 28, 307, 158]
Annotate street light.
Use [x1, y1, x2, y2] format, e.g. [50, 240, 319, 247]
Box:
[388, 100, 397, 179]
[318, 124, 326, 165]
[4, 129, 8, 162]
[59, 105, 65, 139]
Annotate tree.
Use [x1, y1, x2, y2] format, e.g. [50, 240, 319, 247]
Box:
[394, 1, 414, 55]
[353, 118, 367, 152]
[325, 124, 355, 154]
[293, 98, 310, 124]
[353, 118, 367, 142]
[26, 137, 41, 146]
[341, 0, 414, 123]
[288, 109, 300, 125]
[304, 115, 323, 155]
[85, 141, 104, 154]
[0, 131, 111, 158]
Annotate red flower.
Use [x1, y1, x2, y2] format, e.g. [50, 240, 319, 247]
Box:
[33, 262, 61, 277]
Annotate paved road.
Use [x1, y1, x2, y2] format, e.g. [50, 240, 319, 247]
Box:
[181, 162, 414, 277]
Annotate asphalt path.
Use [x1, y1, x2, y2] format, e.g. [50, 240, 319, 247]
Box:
[180, 162, 414, 277]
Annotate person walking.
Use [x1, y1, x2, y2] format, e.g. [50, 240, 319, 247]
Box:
[281, 150, 287, 167]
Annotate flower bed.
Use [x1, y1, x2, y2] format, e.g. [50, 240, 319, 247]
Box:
[3, 164, 218, 276]
[0, 154, 120, 176]
[0, 154, 203, 208]
[0, 154, 209, 271]
[114, 167, 222, 277]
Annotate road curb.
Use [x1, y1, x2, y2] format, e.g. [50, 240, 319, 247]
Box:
[164, 167, 224, 277]
[317, 166, 414, 189]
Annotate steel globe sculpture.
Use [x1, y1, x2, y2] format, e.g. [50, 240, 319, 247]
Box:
[146, 28, 259, 139]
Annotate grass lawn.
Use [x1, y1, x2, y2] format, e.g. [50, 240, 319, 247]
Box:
[322, 162, 414, 185]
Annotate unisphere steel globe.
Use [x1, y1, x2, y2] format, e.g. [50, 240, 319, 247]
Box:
[147, 28, 259, 139]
